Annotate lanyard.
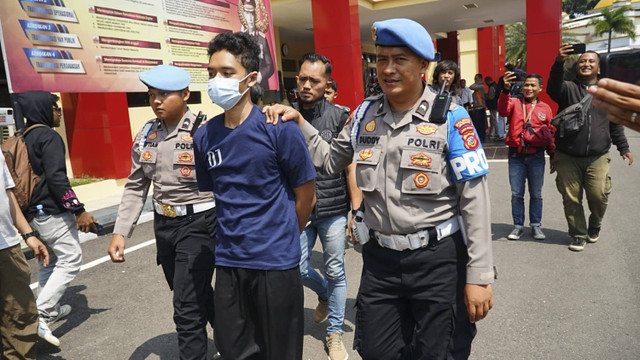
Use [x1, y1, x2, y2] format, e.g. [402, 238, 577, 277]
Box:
[521, 101, 536, 128]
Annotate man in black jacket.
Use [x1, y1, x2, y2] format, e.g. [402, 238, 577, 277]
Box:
[14, 91, 98, 346]
[547, 44, 633, 252]
[293, 53, 360, 360]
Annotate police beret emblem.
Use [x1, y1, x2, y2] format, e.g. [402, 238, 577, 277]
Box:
[413, 172, 429, 188]
[359, 148, 373, 160]
[365, 120, 376, 133]
[371, 26, 377, 41]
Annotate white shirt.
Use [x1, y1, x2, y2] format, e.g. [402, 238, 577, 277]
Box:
[460, 86, 473, 106]
[0, 156, 21, 250]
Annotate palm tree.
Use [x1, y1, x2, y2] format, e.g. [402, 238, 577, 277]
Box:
[505, 22, 580, 71]
[505, 22, 527, 70]
[590, 5, 636, 53]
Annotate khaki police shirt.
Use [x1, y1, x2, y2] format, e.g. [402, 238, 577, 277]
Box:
[113, 109, 214, 238]
[299, 86, 494, 284]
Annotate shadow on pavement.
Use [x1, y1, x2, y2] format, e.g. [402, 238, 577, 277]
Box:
[492, 222, 571, 246]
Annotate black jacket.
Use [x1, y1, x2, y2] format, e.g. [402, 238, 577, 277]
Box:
[294, 98, 351, 218]
[15, 91, 85, 221]
[547, 60, 629, 157]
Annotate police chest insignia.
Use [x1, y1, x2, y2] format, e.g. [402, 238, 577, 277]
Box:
[416, 124, 438, 135]
[178, 152, 193, 162]
[180, 166, 191, 176]
[359, 148, 373, 160]
[371, 26, 377, 41]
[462, 132, 480, 150]
[365, 120, 376, 132]
[538, 112, 546, 121]
[413, 172, 429, 188]
[181, 134, 193, 142]
[410, 153, 432, 167]
[141, 150, 152, 161]
[147, 131, 158, 140]
[454, 118, 472, 129]
[416, 101, 429, 117]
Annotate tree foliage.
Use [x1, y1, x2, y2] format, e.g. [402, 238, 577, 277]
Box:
[505, 22, 527, 70]
[563, 0, 599, 17]
[590, 6, 637, 52]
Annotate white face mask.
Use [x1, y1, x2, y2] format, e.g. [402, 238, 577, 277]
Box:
[207, 72, 253, 110]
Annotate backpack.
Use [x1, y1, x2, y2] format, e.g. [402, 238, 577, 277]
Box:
[551, 94, 592, 138]
[1, 124, 47, 210]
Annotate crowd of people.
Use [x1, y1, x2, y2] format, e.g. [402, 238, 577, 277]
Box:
[3, 14, 640, 360]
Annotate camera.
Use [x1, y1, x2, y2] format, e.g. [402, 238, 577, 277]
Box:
[509, 69, 527, 98]
[0, 107, 15, 126]
[600, 50, 640, 86]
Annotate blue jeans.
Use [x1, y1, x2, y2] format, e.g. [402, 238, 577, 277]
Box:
[498, 116, 506, 139]
[299, 214, 347, 335]
[508, 151, 545, 227]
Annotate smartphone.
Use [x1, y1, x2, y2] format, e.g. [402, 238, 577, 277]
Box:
[601, 50, 640, 85]
[568, 43, 586, 55]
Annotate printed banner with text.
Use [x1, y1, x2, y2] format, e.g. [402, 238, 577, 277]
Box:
[0, 0, 278, 93]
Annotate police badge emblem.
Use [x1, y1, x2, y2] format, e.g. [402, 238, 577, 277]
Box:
[413, 172, 429, 188]
[359, 148, 373, 160]
[371, 26, 377, 41]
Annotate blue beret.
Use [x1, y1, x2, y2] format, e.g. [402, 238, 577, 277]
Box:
[372, 18, 435, 61]
[139, 65, 191, 91]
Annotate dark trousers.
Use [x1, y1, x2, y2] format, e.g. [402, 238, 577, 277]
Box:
[214, 266, 304, 360]
[469, 109, 487, 142]
[354, 231, 475, 360]
[0, 244, 38, 359]
[154, 208, 217, 360]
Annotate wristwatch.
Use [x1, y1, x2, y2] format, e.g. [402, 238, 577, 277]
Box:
[351, 209, 359, 215]
[21, 231, 40, 240]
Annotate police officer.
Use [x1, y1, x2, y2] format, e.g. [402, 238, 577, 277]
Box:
[264, 18, 495, 359]
[108, 65, 217, 360]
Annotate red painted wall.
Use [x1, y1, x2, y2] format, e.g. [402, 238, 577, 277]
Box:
[477, 25, 505, 82]
[61, 93, 132, 179]
[527, 0, 562, 113]
[436, 31, 460, 64]
[311, 0, 364, 111]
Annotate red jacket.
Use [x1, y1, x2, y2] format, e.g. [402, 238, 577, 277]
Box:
[498, 92, 556, 155]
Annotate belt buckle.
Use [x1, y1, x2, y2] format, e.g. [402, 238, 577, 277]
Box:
[161, 204, 177, 218]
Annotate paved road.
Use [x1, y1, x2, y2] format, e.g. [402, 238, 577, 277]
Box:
[31, 135, 640, 360]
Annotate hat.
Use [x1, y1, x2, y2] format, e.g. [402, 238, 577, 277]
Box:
[371, 18, 435, 61]
[139, 65, 191, 91]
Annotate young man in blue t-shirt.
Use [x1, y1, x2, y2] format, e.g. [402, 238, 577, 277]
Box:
[193, 32, 317, 360]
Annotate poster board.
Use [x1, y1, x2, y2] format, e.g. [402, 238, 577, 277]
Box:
[0, 0, 278, 93]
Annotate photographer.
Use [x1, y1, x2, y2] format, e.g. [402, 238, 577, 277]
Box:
[547, 44, 633, 252]
[589, 78, 640, 132]
[499, 73, 555, 241]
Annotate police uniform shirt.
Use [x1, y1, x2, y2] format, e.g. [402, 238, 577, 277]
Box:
[299, 85, 495, 284]
[114, 109, 214, 238]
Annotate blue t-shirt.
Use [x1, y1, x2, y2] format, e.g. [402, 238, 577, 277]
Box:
[193, 105, 316, 270]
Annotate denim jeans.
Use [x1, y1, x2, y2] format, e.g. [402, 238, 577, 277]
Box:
[498, 116, 506, 139]
[508, 150, 546, 227]
[30, 211, 82, 319]
[299, 214, 347, 335]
